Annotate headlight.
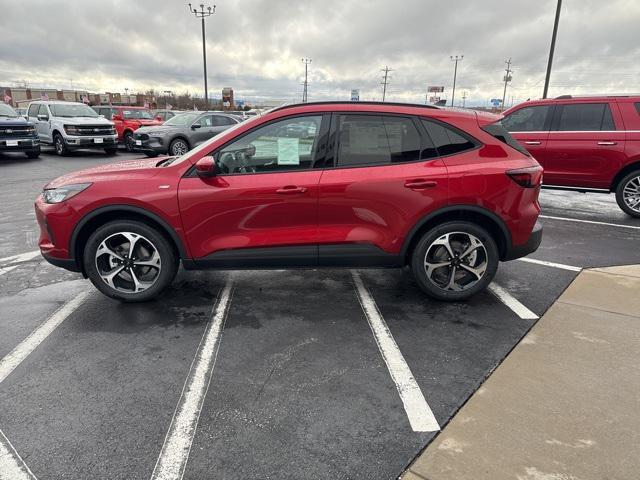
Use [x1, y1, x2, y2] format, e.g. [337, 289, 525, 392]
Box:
[64, 125, 79, 135]
[42, 183, 92, 204]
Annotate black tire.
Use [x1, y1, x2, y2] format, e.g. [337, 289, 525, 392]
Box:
[104, 147, 117, 155]
[124, 131, 135, 152]
[26, 150, 40, 159]
[615, 170, 640, 218]
[410, 221, 499, 301]
[53, 133, 68, 156]
[169, 138, 189, 156]
[144, 151, 159, 158]
[83, 220, 179, 302]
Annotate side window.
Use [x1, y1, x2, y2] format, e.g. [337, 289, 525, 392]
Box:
[38, 104, 49, 118]
[216, 115, 322, 174]
[214, 115, 236, 126]
[502, 105, 550, 132]
[28, 104, 39, 117]
[635, 103, 640, 116]
[421, 119, 478, 156]
[198, 115, 214, 127]
[336, 115, 426, 167]
[556, 103, 616, 131]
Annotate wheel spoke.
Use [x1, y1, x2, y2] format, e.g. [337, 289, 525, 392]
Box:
[459, 262, 487, 280]
[432, 233, 455, 260]
[445, 266, 462, 291]
[459, 236, 483, 260]
[129, 268, 153, 293]
[100, 265, 125, 289]
[424, 261, 450, 278]
[121, 232, 141, 259]
[134, 249, 161, 268]
[96, 241, 124, 261]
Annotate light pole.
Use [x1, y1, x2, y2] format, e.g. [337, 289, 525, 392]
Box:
[543, 0, 562, 98]
[124, 87, 129, 104]
[188, 3, 216, 107]
[450, 55, 463, 107]
[163, 90, 173, 109]
[301, 58, 311, 102]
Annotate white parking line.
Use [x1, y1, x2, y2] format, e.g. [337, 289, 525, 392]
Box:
[517, 257, 582, 272]
[540, 214, 640, 231]
[151, 279, 234, 480]
[488, 283, 539, 320]
[0, 291, 91, 384]
[0, 251, 40, 267]
[351, 271, 440, 433]
[0, 265, 19, 277]
[0, 429, 37, 480]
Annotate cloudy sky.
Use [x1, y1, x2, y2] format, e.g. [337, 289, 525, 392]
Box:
[1, 0, 638, 106]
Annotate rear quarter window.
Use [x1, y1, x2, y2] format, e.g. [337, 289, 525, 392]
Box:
[421, 119, 479, 156]
[482, 122, 531, 156]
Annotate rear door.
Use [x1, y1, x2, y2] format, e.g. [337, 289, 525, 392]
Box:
[502, 103, 553, 168]
[545, 101, 626, 188]
[317, 113, 449, 265]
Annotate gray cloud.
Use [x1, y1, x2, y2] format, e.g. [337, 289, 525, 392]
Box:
[0, 0, 638, 105]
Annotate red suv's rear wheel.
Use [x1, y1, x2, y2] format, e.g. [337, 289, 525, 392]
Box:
[616, 171, 640, 218]
[410, 221, 499, 301]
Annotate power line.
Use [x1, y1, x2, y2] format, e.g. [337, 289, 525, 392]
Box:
[381, 66, 393, 102]
[301, 58, 312, 103]
[501, 58, 513, 111]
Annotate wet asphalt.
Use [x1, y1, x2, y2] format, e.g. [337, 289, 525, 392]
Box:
[1, 148, 639, 479]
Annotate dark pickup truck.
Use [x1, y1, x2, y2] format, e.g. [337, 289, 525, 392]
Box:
[0, 103, 40, 158]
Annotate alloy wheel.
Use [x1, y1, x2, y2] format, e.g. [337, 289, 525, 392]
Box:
[424, 231, 488, 292]
[171, 140, 188, 156]
[622, 174, 640, 213]
[55, 137, 63, 155]
[94, 231, 161, 293]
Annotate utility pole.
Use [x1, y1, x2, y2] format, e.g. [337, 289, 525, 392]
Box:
[301, 58, 312, 102]
[461, 90, 468, 107]
[188, 3, 216, 107]
[543, 0, 562, 98]
[124, 87, 129, 104]
[381, 66, 393, 102]
[450, 55, 463, 107]
[163, 90, 173, 109]
[501, 58, 513, 111]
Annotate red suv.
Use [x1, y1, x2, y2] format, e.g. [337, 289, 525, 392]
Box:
[502, 95, 640, 217]
[92, 105, 163, 152]
[35, 102, 543, 302]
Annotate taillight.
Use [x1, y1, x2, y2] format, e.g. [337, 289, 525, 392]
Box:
[506, 166, 543, 188]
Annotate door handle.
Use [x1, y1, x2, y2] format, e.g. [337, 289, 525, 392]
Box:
[597, 141, 617, 146]
[404, 179, 437, 190]
[524, 141, 542, 145]
[276, 185, 308, 194]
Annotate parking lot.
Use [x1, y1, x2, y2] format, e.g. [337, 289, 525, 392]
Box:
[1, 148, 639, 479]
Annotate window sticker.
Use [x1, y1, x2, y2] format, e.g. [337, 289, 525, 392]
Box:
[277, 137, 300, 165]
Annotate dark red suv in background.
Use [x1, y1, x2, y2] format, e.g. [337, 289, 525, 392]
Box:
[92, 105, 163, 152]
[502, 95, 640, 217]
[35, 102, 542, 302]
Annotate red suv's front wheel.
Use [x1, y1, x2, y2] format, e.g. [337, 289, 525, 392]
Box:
[410, 221, 499, 301]
[616, 171, 640, 218]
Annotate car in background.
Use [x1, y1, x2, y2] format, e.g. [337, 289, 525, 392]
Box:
[0, 103, 40, 158]
[502, 95, 640, 217]
[92, 105, 163, 152]
[36, 101, 542, 302]
[28, 101, 117, 156]
[133, 111, 240, 157]
[152, 109, 182, 122]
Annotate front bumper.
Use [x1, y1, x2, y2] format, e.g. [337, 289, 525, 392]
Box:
[132, 132, 168, 154]
[63, 135, 118, 150]
[0, 137, 40, 152]
[35, 195, 81, 272]
[503, 221, 543, 261]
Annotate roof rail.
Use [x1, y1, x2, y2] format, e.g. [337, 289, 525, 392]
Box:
[555, 94, 639, 99]
[271, 101, 439, 113]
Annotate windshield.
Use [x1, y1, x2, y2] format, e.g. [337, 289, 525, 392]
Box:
[50, 103, 99, 118]
[0, 104, 18, 117]
[122, 109, 154, 120]
[164, 112, 200, 126]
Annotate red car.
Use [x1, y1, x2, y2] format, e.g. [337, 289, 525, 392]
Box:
[35, 102, 542, 302]
[92, 105, 163, 152]
[502, 95, 640, 217]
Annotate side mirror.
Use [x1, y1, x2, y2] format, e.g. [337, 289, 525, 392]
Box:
[112, 114, 123, 122]
[156, 116, 163, 122]
[37, 114, 48, 121]
[195, 156, 216, 177]
[191, 123, 202, 130]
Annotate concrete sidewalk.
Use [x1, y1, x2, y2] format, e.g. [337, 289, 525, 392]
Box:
[404, 265, 640, 480]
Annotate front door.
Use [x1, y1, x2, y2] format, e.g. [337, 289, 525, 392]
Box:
[317, 113, 449, 266]
[178, 114, 329, 266]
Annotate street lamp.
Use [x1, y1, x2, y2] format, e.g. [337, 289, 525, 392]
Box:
[163, 90, 173, 109]
[450, 55, 463, 107]
[188, 3, 216, 107]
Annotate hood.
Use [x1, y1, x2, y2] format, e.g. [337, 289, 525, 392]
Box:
[0, 116, 31, 126]
[56, 116, 114, 125]
[137, 119, 163, 126]
[45, 158, 162, 189]
[136, 124, 179, 134]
